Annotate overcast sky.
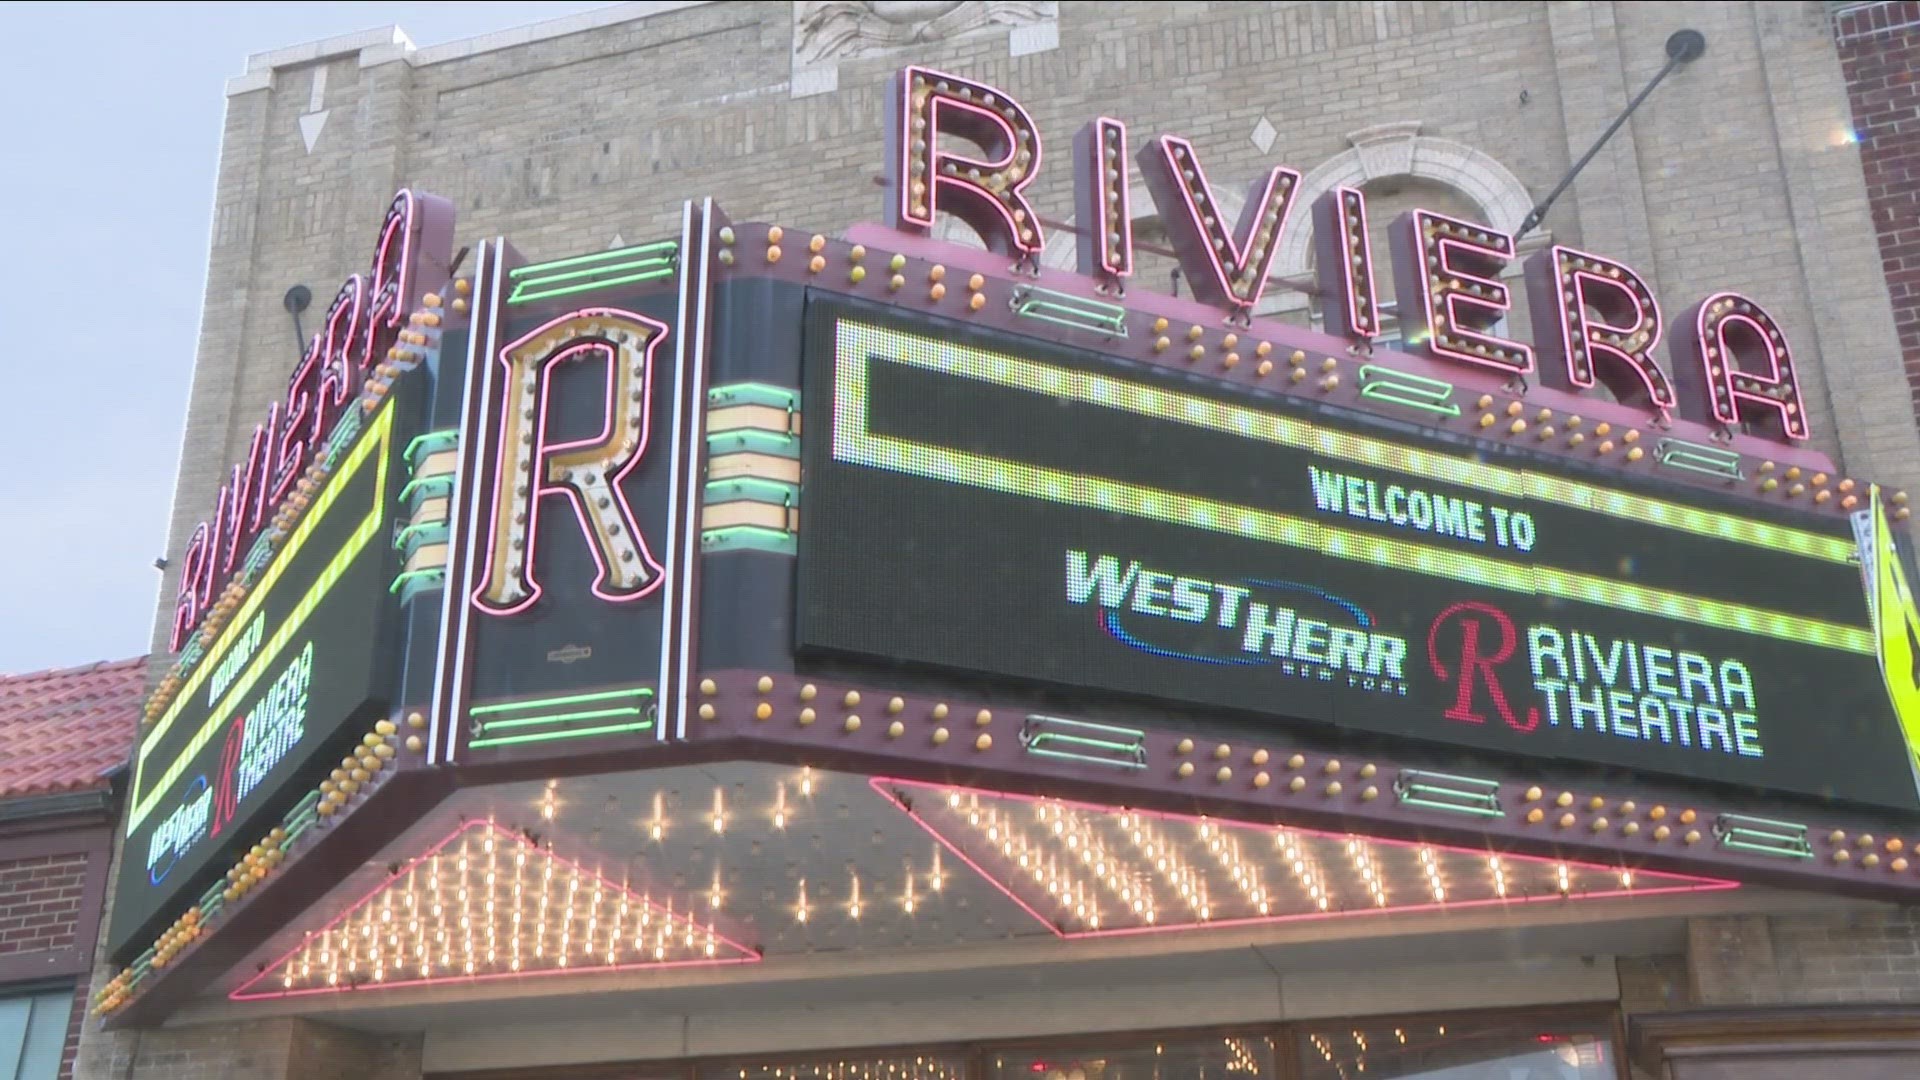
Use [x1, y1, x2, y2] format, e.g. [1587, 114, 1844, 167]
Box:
[0, 3, 619, 675]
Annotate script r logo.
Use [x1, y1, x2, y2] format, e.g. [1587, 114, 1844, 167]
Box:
[474, 308, 670, 615]
[1426, 601, 1540, 733]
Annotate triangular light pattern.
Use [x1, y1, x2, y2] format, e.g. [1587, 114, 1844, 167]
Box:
[232, 820, 758, 1000]
[873, 778, 1738, 938]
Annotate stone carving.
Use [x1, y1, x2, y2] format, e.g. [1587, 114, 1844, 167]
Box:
[794, 1, 1058, 65]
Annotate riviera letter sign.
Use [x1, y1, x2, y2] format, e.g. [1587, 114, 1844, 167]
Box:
[884, 66, 1811, 444]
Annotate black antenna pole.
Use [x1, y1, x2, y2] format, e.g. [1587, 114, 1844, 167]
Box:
[1515, 29, 1706, 237]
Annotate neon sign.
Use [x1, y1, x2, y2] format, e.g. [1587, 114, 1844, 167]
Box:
[167, 190, 454, 653]
[471, 308, 670, 615]
[881, 66, 1813, 444]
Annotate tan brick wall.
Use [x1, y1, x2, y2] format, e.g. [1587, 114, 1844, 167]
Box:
[1688, 910, 1920, 1006]
[78, 1017, 419, 1080]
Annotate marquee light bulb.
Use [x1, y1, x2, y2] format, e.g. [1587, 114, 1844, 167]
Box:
[236, 822, 754, 1000]
[872, 779, 1734, 937]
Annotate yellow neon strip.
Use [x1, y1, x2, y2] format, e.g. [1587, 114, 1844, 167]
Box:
[844, 321, 1856, 564]
[129, 404, 395, 831]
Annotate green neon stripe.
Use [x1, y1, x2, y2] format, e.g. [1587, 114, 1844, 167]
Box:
[1657, 438, 1746, 481]
[389, 567, 446, 599]
[709, 383, 801, 410]
[1398, 796, 1506, 819]
[508, 241, 678, 279]
[1721, 837, 1813, 858]
[405, 430, 460, 467]
[1027, 715, 1146, 739]
[1358, 364, 1456, 396]
[1027, 746, 1149, 769]
[1359, 384, 1462, 418]
[1029, 732, 1138, 754]
[470, 686, 654, 715]
[1398, 769, 1500, 792]
[131, 403, 395, 832]
[1012, 288, 1128, 335]
[702, 526, 797, 555]
[393, 522, 449, 552]
[709, 428, 800, 458]
[842, 321, 1855, 565]
[1721, 812, 1808, 833]
[469, 721, 653, 748]
[508, 266, 675, 305]
[479, 706, 645, 732]
[705, 477, 799, 506]
[399, 473, 455, 502]
[1358, 365, 1461, 417]
[510, 259, 674, 291]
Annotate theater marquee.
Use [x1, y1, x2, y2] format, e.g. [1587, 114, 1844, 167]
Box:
[98, 65, 1920, 1024]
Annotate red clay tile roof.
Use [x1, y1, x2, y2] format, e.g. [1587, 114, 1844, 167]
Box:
[0, 656, 147, 800]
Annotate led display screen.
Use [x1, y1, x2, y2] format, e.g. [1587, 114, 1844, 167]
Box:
[796, 297, 1920, 811]
[111, 392, 410, 955]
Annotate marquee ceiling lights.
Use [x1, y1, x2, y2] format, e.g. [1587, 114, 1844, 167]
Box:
[230, 818, 758, 1000]
[873, 777, 1738, 938]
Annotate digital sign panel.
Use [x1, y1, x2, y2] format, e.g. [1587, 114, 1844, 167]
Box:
[112, 388, 411, 955]
[796, 297, 1920, 811]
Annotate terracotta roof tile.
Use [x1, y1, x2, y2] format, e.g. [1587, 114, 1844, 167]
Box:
[0, 656, 148, 801]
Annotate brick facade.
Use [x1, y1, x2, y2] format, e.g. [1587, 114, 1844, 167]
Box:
[0, 852, 91, 1079]
[1838, 1, 1920, 422]
[78, 2, 1920, 1077]
[0, 853, 89, 958]
[0, 831, 115, 1080]
[1687, 909, 1920, 1005]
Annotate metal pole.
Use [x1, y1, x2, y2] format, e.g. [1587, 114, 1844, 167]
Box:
[283, 284, 312, 362]
[1514, 29, 1705, 237]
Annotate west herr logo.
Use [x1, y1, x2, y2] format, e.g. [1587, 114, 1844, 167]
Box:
[147, 776, 211, 886]
[1064, 549, 1409, 693]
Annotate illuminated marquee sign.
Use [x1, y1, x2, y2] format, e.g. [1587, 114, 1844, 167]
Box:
[885, 66, 1811, 445]
[164, 192, 454, 654]
[430, 233, 699, 757]
[113, 382, 416, 954]
[795, 298, 1920, 810]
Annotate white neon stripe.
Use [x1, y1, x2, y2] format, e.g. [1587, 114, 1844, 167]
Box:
[427, 240, 488, 765]
[444, 238, 506, 763]
[676, 198, 716, 740]
[658, 204, 696, 741]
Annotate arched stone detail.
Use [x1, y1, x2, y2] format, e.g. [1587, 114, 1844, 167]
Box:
[1273, 122, 1543, 287]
